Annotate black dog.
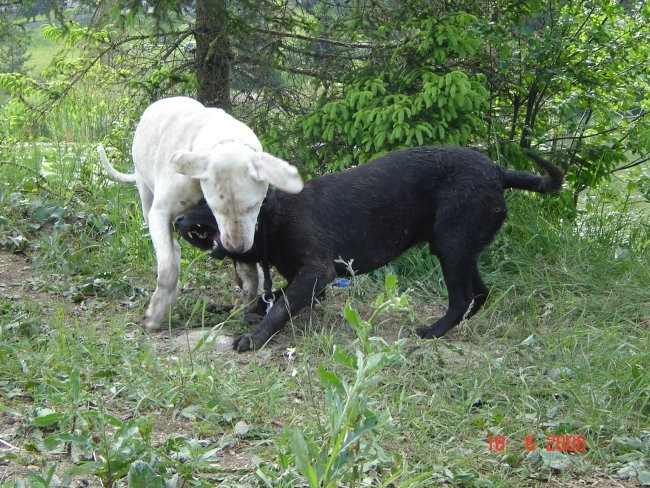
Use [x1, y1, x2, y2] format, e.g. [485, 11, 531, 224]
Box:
[174, 146, 563, 352]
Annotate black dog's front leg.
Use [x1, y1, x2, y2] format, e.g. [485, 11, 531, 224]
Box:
[233, 265, 335, 352]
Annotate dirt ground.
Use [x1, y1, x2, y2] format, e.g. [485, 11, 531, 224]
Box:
[0, 251, 264, 486]
[0, 250, 643, 487]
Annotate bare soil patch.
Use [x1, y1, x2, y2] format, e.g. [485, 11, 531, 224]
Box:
[0, 251, 36, 297]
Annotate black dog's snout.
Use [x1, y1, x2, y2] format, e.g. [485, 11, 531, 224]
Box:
[173, 215, 187, 235]
[174, 205, 222, 253]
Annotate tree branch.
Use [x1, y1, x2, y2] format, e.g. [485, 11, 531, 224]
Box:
[252, 26, 391, 50]
[613, 155, 650, 172]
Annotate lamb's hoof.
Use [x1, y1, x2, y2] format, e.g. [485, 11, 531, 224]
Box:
[144, 318, 162, 332]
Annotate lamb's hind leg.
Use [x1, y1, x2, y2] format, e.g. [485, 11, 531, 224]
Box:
[136, 181, 154, 226]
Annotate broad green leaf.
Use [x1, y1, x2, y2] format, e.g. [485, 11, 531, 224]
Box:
[70, 368, 80, 405]
[290, 430, 319, 488]
[332, 345, 357, 371]
[31, 411, 66, 428]
[127, 461, 166, 488]
[318, 365, 343, 391]
[343, 301, 362, 328]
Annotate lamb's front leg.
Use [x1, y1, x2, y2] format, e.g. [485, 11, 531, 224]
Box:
[232, 264, 335, 352]
[145, 209, 180, 331]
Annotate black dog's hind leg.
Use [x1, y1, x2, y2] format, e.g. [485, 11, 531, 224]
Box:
[466, 263, 489, 318]
[233, 263, 337, 352]
[417, 248, 478, 339]
[417, 201, 504, 339]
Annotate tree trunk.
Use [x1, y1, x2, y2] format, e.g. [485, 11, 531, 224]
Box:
[195, 0, 231, 110]
[519, 81, 538, 149]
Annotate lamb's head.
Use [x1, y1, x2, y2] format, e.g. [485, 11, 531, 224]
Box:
[170, 145, 303, 253]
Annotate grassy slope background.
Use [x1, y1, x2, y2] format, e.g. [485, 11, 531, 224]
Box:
[0, 19, 648, 488]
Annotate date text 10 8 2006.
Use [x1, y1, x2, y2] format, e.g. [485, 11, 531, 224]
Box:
[487, 434, 587, 452]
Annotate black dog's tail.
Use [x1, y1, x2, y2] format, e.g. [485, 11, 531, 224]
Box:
[501, 151, 564, 194]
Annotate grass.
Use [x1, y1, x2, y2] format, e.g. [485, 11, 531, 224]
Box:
[0, 89, 649, 487]
[14, 8, 88, 76]
[25, 23, 59, 75]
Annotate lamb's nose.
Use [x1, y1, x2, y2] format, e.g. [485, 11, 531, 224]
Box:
[174, 215, 185, 224]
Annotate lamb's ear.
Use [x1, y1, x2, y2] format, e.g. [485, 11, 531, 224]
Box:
[169, 150, 209, 178]
[249, 153, 303, 193]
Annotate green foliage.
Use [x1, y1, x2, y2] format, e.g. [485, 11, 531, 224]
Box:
[8, 0, 647, 198]
[127, 461, 169, 488]
[262, 1, 649, 196]
[45, 412, 157, 485]
[0, 16, 195, 143]
[296, 12, 489, 173]
[480, 0, 650, 194]
[0, 16, 31, 75]
[0, 65, 129, 143]
[258, 275, 421, 487]
[20, 0, 51, 22]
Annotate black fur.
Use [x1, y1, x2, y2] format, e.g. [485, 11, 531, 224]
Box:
[174, 146, 563, 352]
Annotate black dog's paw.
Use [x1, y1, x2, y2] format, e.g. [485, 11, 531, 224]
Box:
[233, 333, 256, 352]
[232, 331, 272, 352]
[205, 303, 235, 314]
[416, 325, 444, 339]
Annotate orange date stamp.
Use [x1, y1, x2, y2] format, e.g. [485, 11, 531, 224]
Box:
[488, 434, 588, 453]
